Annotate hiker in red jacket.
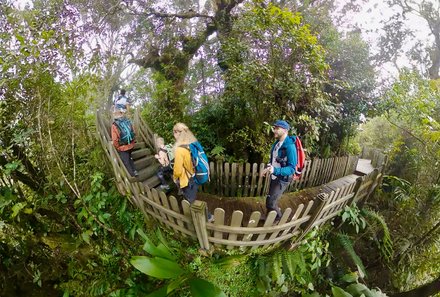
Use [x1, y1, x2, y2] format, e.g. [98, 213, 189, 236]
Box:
[111, 109, 138, 177]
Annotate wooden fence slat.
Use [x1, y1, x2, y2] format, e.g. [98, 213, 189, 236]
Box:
[182, 200, 193, 231]
[231, 163, 237, 197]
[263, 208, 292, 249]
[324, 158, 334, 184]
[243, 163, 251, 197]
[169, 196, 185, 236]
[224, 163, 230, 197]
[240, 211, 262, 252]
[159, 191, 174, 224]
[237, 163, 244, 197]
[250, 163, 258, 197]
[256, 163, 266, 196]
[297, 160, 311, 189]
[251, 211, 277, 250]
[308, 158, 320, 187]
[213, 208, 226, 247]
[152, 189, 168, 224]
[207, 162, 215, 194]
[227, 211, 244, 249]
[217, 161, 224, 196]
[280, 204, 305, 237]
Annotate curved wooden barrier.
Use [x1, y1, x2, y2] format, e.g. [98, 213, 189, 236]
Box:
[96, 110, 387, 251]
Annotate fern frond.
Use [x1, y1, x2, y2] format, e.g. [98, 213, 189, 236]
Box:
[334, 233, 367, 277]
[361, 208, 394, 262]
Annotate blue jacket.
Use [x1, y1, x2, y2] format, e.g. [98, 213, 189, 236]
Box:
[269, 136, 298, 181]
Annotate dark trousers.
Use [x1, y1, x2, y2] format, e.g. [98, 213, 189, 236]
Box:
[266, 177, 290, 219]
[157, 165, 173, 185]
[181, 178, 212, 219]
[118, 149, 136, 177]
[182, 178, 198, 203]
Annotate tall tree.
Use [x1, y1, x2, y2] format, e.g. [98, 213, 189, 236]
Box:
[124, 0, 244, 120]
[386, 0, 440, 79]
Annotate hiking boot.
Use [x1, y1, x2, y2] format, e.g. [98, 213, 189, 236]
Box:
[159, 184, 170, 191]
[207, 214, 215, 223]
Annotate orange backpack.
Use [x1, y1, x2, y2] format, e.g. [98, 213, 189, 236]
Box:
[293, 136, 306, 180]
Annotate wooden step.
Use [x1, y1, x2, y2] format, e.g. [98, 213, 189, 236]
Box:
[144, 175, 161, 189]
[134, 155, 157, 171]
[134, 141, 147, 149]
[132, 148, 153, 160]
[137, 163, 160, 182]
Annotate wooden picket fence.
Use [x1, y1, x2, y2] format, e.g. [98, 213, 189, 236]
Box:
[200, 156, 359, 197]
[120, 168, 381, 251]
[97, 109, 387, 252]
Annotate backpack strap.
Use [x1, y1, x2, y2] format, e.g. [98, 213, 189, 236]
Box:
[179, 145, 194, 179]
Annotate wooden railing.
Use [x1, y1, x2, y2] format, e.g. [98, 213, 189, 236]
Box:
[201, 156, 359, 197]
[96, 109, 387, 252]
[361, 147, 388, 172]
[117, 169, 381, 251]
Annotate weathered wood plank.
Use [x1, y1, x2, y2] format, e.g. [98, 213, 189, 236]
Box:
[224, 163, 230, 197]
[308, 158, 320, 187]
[212, 208, 226, 247]
[263, 208, 292, 249]
[208, 162, 215, 194]
[240, 211, 262, 252]
[217, 161, 224, 196]
[237, 163, 244, 197]
[281, 204, 304, 237]
[243, 163, 251, 197]
[169, 196, 185, 236]
[227, 211, 244, 249]
[251, 211, 277, 250]
[250, 163, 258, 197]
[231, 163, 237, 197]
[256, 163, 266, 197]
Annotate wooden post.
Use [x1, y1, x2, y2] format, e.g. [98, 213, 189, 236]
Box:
[358, 169, 380, 208]
[348, 176, 363, 206]
[190, 200, 210, 250]
[290, 193, 329, 248]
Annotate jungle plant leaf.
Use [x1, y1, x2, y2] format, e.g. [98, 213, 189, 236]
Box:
[130, 256, 184, 279]
[189, 278, 227, 297]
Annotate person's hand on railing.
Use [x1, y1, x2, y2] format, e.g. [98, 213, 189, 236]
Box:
[261, 164, 274, 177]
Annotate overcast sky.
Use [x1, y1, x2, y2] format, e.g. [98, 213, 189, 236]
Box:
[334, 0, 433, 79]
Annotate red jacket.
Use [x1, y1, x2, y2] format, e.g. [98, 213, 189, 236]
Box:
[111, 123, 135, 151]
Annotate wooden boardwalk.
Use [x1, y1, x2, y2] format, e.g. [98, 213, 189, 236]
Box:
[96, 110, 386, 251]
[356, 158, 375, 175]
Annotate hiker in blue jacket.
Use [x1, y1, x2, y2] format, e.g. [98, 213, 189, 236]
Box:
[261, 120, 297, 222]
[113, 89, 131, 114]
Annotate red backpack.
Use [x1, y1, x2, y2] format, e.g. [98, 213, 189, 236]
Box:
[293, 136, 306, 180]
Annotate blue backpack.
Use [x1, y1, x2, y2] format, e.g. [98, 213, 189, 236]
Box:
[183, 141, 210, 185]
[114, 118, 135, 145]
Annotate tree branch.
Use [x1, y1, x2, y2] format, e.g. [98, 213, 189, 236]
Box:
[143, 10, 214, 20]
[391, 275, 440, 297]
[0, 154, 44, 194]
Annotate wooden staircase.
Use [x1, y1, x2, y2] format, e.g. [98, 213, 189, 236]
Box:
[96, 110, 162, 193]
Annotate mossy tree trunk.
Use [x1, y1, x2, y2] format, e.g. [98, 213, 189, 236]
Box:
[129, 0, 244, 119]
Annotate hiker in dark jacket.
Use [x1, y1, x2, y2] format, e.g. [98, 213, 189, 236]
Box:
[261, 120, 297, 222]
[111, 109, 137, 177]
